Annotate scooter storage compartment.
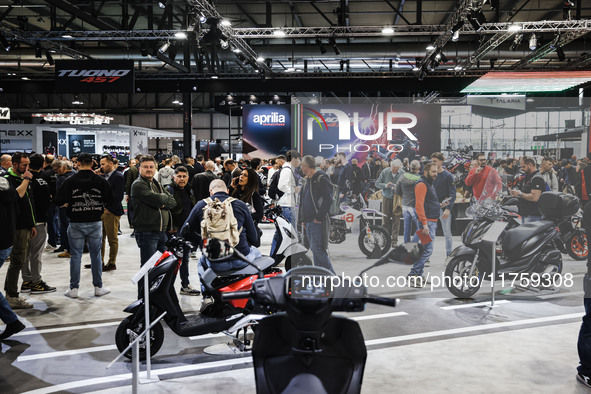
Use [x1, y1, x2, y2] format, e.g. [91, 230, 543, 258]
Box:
[538, 192, 579, 219]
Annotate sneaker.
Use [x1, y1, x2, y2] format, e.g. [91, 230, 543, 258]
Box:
[84, 264, 91, 269]
[0, 319, 26, 340]
[407, 275, 424, 288]
[424, 259, 431, 267]
[130, 231, 135, 238]
[102, 264, 117, 271]
[30, 281, 57, 294]
[7, 296, 33, 309]
[95, 286, 111, 297]
[118, 229, 122, 235]
[190, 252, 197, 259]
[44, 244, 57, 251]
[578, 373, 591, 388]
[64, 288, 78, 298]
[53, 246, 65, 253]
[58, 251, 71, 258]
[180, 284, 201, 296]
[200, 295, 214, 313]
[20, 281, 32, 293]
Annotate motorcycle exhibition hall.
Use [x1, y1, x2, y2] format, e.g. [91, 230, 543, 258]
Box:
[2, 0, 591, 393]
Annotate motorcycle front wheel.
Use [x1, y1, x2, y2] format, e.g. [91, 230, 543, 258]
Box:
[444, 254, 484, 298]
[358, 225, 391, 257]
[115, 316, 165, 360]
[567, 231, 588, 261]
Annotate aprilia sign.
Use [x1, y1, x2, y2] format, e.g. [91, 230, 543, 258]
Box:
[56, 60, 134, 93]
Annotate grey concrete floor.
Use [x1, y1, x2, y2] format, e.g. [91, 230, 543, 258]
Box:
[0, 218, 588, 393]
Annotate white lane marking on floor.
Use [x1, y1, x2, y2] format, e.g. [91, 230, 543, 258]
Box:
[365, 312, 583, 346]
[12, 322, 120, 337]
[21, 357, 253, 394]
[352, 312, 408, 321]
[17, 345, 118, 362]
[537, 290, 585, 299]
[378, 289, 442, 298]
[440, 300, 511, 310]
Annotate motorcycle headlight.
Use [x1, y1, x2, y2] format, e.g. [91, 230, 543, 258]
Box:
[150, 274, 166, 292]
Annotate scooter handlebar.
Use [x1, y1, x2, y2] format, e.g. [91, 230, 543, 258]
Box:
[221, 290, 253, 301]
[365, 295, 399, 307]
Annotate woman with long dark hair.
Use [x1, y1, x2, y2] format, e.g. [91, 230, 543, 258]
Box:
[231, 168, 265, 222]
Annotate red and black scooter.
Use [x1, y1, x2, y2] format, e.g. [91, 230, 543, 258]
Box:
[115, 236, 282, 359]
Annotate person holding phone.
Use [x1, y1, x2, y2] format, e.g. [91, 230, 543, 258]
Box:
[431, 152, 456, 256]
[465, 153, 502, 202]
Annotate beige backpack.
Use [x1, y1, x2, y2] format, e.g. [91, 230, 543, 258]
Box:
[201, 197, 242, 247]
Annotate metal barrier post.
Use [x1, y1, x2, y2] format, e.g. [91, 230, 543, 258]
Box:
[481, 221, 508, 308]
[132, 342, 139, 394]
[143, 274, 151, 380]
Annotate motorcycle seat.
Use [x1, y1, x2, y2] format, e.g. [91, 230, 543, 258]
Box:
[218, 256, 276, 276]
[502, 220, 555, 252]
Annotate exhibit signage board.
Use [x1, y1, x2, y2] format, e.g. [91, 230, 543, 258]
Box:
[55, 60, 135, 93]
[68, 134, 96, 155]
[130, 128, 149, 158]
[242, 105, 292, 158]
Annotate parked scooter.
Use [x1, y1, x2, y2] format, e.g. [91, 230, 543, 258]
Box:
[265, 205, 312, 270]
[445, 171, 579, 298]
[557, 208, 587, 261]
[329, 192, 391, 257]
[115, 234, 285, 359]
[211, 241, 423, 393]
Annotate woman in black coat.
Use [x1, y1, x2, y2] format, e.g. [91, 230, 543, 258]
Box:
[231, 167, 265, 222]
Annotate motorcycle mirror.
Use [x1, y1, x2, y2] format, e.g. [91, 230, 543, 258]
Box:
[359, 242, 423, 276]
[204, 238, 235, 262]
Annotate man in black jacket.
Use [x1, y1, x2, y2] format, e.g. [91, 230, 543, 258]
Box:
[299, 155, 334, 272]
[42, 159, 61, 249]
[54, 153, 113, 298]
[0, 174, 26, 339]
[99, 155, 125, 271]
[167, 166, 200, 296]
[4, 152, 36, 309]
[192, 160, 218, 201]
[21, 154, 56, 294]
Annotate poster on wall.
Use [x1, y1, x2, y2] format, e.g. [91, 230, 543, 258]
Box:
[242, 105, 292, 158]
[58, 130, 67, 157]
[68, 135, 96, 156]
[129, 129, 148, 158]
[42, 130, 58, 155]
[296, 104, 441, 164]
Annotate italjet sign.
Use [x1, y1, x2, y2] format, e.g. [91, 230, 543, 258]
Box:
[56, 60, 134, 93]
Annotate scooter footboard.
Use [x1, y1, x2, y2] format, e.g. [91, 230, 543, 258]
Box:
[178, 314, 244, 337]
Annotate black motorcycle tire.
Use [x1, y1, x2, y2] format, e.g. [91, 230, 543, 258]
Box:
[285, 253, 313, 271]
[567, 231, 588, 261]
[115, 316, 165, 360]
[444, 254, 483, 298]
[358, 225, 391, 258]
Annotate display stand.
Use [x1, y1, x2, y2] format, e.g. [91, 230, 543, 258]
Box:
[481, 221, 508, 308]
[107, 251, 164, 392]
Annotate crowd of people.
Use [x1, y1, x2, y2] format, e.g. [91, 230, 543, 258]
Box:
[1, 147, 590, 340]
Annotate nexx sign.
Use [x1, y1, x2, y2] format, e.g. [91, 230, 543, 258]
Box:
[55, 60, 134, 93]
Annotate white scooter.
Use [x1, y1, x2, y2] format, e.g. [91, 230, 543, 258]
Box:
[329, 192, 391, 257]
[265, 205, 312, 270]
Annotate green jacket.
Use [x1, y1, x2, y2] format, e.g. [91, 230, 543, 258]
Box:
[375, 167, 405, 199]
[125, 165, 139, 195]
[130, 176, 176, 232]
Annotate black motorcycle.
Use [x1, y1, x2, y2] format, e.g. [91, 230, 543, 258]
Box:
[445, 191, 579, 298]
[557, 208, 587, 261]
[213, 241, 423, 394]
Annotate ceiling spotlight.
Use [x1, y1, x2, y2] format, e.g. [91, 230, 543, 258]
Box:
[529, 34, 537, 51]
[220, 39, 229, 49]
[211, 75, 218, 79]
[426, 44, 436, 51]
[220, 19, 232, 27]
[510, 33, 523, 51]
[563, 0, 575, 20]
[256, 56, 264, 63]
[174, 32, 187, 39]
[232, 48, 241, 53]
[452, 30, 460, 42]
[159, 41, 170, 53]
[454, 65, 464, 71]
[381, 26, 394, 35]
[508, 24, 521, 32]
[328, 37, 340, 55]
[435, 52, 441, 60]
[199, 14, 207, 24]
[45, 50, 54, 66]
[315, 37, 327, 54]
[21, 76, 29, 80]
[157, 2, 166, 9]
[273, 29, 286, 37]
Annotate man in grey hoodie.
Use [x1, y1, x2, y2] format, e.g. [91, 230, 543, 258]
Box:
[396, 160, 421, 243]
[157, 158, 174, 187]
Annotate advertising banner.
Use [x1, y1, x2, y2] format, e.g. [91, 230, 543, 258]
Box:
[296, 104, 441, 164]
[58, 130, 67, 157]
[68, 135, 96, 156]
[0, 107, 9, 120]
[55, 60, 134, 93]
[242, 105, 292, 158]
[129, 129, 148, 158]
[42, 130, 58, 155]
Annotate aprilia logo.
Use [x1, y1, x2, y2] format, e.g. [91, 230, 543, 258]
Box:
[57, 70, 131, 77]
[253, 112, 286, 125]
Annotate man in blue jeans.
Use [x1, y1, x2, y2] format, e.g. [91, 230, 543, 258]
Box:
[409, 163, 439, 288]
[54, 153, 113, 298]
[431, 152, 456, 256]
[299, 155, 334, 272]
[271, 150, 301, 255]
[131, 155, 176, 297]
[0, 176, 26, 339]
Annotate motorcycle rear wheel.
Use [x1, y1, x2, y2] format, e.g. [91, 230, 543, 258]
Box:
[567, 232, 588, 261]
[115, 316, 165, 360]
[444, 254, 483, 298]
[358, 225, 391, 258]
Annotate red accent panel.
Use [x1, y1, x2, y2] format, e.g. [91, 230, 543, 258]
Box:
[154, 251, 172, 267]
[220, 271, 282, 308]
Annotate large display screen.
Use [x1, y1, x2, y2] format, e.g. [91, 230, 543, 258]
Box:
[242, 105, 292, 158]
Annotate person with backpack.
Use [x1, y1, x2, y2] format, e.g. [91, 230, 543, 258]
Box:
[268, 150, 301, 255]
[166, 166, 200, 296]
[299, 155, 334, 272]
[182, 179, 262, 309]
[510, 156, 545, 223]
